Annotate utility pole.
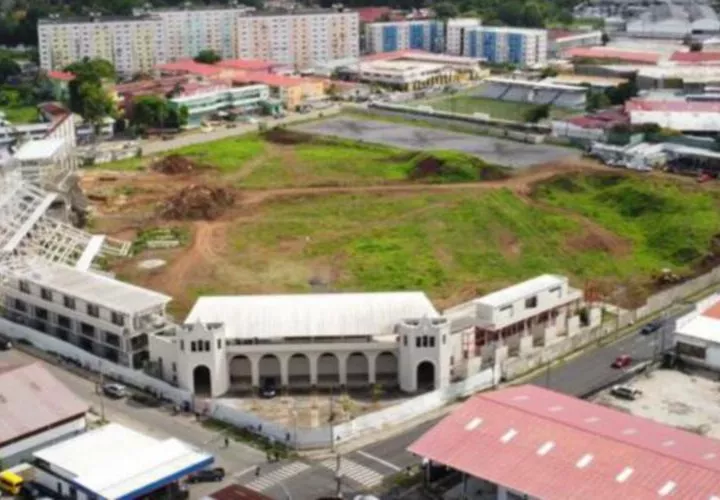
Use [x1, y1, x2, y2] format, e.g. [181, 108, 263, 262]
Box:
[97, 361, 105, 422]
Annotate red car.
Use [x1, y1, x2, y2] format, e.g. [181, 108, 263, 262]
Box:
[612, 354, 632, 369]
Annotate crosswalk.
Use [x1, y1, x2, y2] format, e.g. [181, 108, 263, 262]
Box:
[245, 462, 311, 491]
[320, 457, 385, 489]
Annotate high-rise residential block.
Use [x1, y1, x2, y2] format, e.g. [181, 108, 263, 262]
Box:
[236, 8, 360, 70]
[364, 19, 444, 54]
[463, 26, 547, 67]
[445, 18, 482, 56]
[37, 15, 165, 76]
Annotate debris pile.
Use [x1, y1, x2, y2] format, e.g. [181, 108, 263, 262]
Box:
[151, 155, 205, 175]
[159, 184, 235, 220]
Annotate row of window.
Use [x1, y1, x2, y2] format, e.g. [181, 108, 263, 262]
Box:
[402, 334, 447, 348]
[181, 339, 223, 352]
[18, 281, 125, 326]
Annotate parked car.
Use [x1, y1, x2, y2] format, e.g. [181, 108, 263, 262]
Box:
[186, 467, 225, 483]
[0, 334, 12, 350]
[611, 385, 642, 401]
[612, 354, 633, 369]
[259, 380, 277, 399]
[640, 320, 662, 335]
[102, 383, 127, 399]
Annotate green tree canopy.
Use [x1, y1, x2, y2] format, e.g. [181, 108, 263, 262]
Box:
[194, 49, 222, 64]
[434, 2, 459, 19]
[524, 104, 550, 123]
[131, 95, 187, 129]
[0, 57, 21, 84]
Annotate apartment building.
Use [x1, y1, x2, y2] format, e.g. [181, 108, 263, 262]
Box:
[168, 83, 271, 126]
[364, 19, 444, 54]
[462, 26, 548, 67]
[154, 5, 251, 62]
[445, 18, 481, 56]
[38, 15, 165, 76]
[236, 8, 360, 70]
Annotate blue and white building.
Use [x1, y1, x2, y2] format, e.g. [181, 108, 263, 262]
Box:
[462, 26, 548, 67]
[364, 20, 445, 54]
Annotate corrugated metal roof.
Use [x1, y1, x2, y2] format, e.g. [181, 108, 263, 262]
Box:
[0, 363, 88, 445]
[34, 423, 213, 499]
[671, 51, 720, 64]
[475, 275, 567, 308]
[565, 47, 661, 64]
[203, 485, 274, 500]
[409, 385, 720, 500]
[185, 292, 438, 339]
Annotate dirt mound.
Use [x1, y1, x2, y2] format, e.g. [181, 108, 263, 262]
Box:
[566, 223, 631, 257]
[159, 184, 235, 220]
[151, 155, 206, 175]
[408, 154, 510, 182]
[262, 128, 314, 145]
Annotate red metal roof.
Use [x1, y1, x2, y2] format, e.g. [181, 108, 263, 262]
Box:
[626, 99, 720, 113]
[361, 49, 435, 62]
[702, 301, 720, 319]
[565, 47, 661, 64]
[670, 51, 720, 64]
[356, 7, 392, 22]
[216, 59, 277, 72]
[205, 484, 273, 500]
[409, 385, 720, 500]
[0, 363, 88, 445]
[47, 70, 75, 81]
[566, 109, 629, 129]
[155, 60, 226, 77]
[232, 72, 311, 88]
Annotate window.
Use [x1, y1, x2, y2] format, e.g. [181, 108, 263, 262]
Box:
[525, 296, 538, 309]
[172, 362, 177, 372]
[205, 340, 211, 351]
[180, 340, 184, 351]
[677, 342, 706, 359]
[41, 288, 53, 301]
[87, 303, 99, 318]
[429, 336, 436, 348]
[81, 322, 95, 336]
[422, 336, 429, 347]
[191, 341, 197, 352]
[111, 312, 124, 327]
[443, 334, 447, 345]
[217, 339, 222, 349]
[63, 296, 75, 309]
[416, 337, 421, 348]
[105, 332, 120, 346]
[403, 335, 408, 346]
[14, 299, 26, 312]
[58, 315, 71, 329]
[35, 307, 48, 320]
[18, 280, 30, 293]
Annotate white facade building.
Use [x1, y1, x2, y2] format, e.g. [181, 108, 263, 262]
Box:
[462, 26, 548, 67]
[674, 294, 720, 369]
[445, 18, 482, 56]
[38, 15, 166, 77]
[236, 9, 360, 70]
[364, 19, 444, 54]
[32, 423, 213, 500]
[356, 59, 456, 88]
[13, 138, 76, 190]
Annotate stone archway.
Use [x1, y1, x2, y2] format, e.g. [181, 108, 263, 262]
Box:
[229, 355, 252, 389]
[346, 352, 369, 387]
[375, 351, 398, 386]
[258, 354, 281, 386]
[417, 361, 435, 391]
[288, 353, 311, 389]
[193, 365, 212, 396]
[317, 352, 340, 388]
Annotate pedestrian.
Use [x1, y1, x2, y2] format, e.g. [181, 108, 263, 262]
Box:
[224, 436, 229, 448]
[255, 466, 261, 477]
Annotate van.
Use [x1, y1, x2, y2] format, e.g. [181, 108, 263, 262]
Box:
[0, 470, 24, 495]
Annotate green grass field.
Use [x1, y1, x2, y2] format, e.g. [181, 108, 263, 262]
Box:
[103, 130, 509, 187]
[0, 105, 38, 124]
[414, 95, 574, 121]
[213, 173, 720, 307]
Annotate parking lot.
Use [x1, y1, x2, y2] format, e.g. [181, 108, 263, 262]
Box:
[294, 117, 579, 169]
[594, 368, 720, 438]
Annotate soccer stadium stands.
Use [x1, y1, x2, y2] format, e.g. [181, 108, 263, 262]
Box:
[477, 77, 587, 108]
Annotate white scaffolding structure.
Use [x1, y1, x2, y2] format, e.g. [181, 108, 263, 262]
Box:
[0, 169, 130, 280]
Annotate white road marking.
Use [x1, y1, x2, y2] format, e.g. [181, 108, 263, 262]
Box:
[356, 450, 403, 472]
[246, 462, 310, 491]
[321, 457, 384, 488]
[232, 465, 259, 479]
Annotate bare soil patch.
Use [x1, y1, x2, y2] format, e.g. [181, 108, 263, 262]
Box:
[159, 185, 236, 220]
[565, 222, 632, 257]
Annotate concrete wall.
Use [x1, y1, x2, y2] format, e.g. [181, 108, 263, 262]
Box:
[0, 317, 192, 404]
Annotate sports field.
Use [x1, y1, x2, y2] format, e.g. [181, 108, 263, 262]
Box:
[413, 95, 575, 121]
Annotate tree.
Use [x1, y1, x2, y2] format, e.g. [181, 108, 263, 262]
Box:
[65, 58, 116, 81]
[540, 66, 558, 78]
[433, 2, 459, 19]
[78, 81, 115, 131]
[65, 58, 116, 127]
[586, 91, 610, 112]
[690, 42, 703, 52]
[0, 57, 20, 84]
[131, 95, 169, 128]
[524, 104, 550, 123]
[194, 49, 221, 64]
[601, 32, 610, 46]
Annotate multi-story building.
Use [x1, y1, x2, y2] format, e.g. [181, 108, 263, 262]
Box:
[445, 18, 481, 56]
[153, 5, 251, 62]
[37, 14, 165, 77]
[462, 26, 548, 67]
[236, 8, 360, 70]
[168, 82, 271, 126]
[364, 19, 444, 54]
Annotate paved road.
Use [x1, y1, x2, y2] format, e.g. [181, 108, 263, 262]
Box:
[293, 117, 579, 169]
[0, 348, 265, 499]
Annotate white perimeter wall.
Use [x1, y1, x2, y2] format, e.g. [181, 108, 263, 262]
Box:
[0, 417, 86, 467]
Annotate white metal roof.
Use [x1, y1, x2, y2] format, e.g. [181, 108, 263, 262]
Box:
[13, 138, 65, 161]
[185, 292, 439, 339]
[16, 262, 171, 315]
[33, 423, 212, 500]
[675, 315, 720, 344]
[475, 275, 567, 308]
[629, 109, 720, 132]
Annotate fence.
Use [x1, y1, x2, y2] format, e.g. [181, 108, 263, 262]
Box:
[0, 317, 191, 404]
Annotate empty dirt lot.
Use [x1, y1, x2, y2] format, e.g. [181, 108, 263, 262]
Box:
[293, 117, 580, 169]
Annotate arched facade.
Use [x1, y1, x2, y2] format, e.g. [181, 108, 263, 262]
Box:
[317, 352, 340, 388]
[416, 360, 436, 391]
[346, 352, 369, 387]
[288, 353, 311, 388]
[229, 355, 252, 389]
[258, 354, 281, 385]
[193, 365, 212, 396]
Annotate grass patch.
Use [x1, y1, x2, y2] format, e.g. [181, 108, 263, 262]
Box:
[201, 418, 296, 457]
[413, 95, 573, 121]
[0, 105, 38, 123]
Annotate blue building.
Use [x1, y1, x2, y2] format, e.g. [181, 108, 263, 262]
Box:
[462, 26, 548, 67]
[365, 20, 445, 54]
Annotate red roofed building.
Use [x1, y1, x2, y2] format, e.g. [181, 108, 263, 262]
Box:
[47, 70, 75, 82]
[232, 73, 326, 109]
[670, 51, 720, 65]
[356, 7, 393, 23]
[625, 99, 720, 132]
[0, 363, 88, 467]
[409, 384, 720, 500]
[565, 47, 661, 65]
[215, 59, 280, 73]
[552, 108, 629, 142]
[155, 60, 235, 78]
